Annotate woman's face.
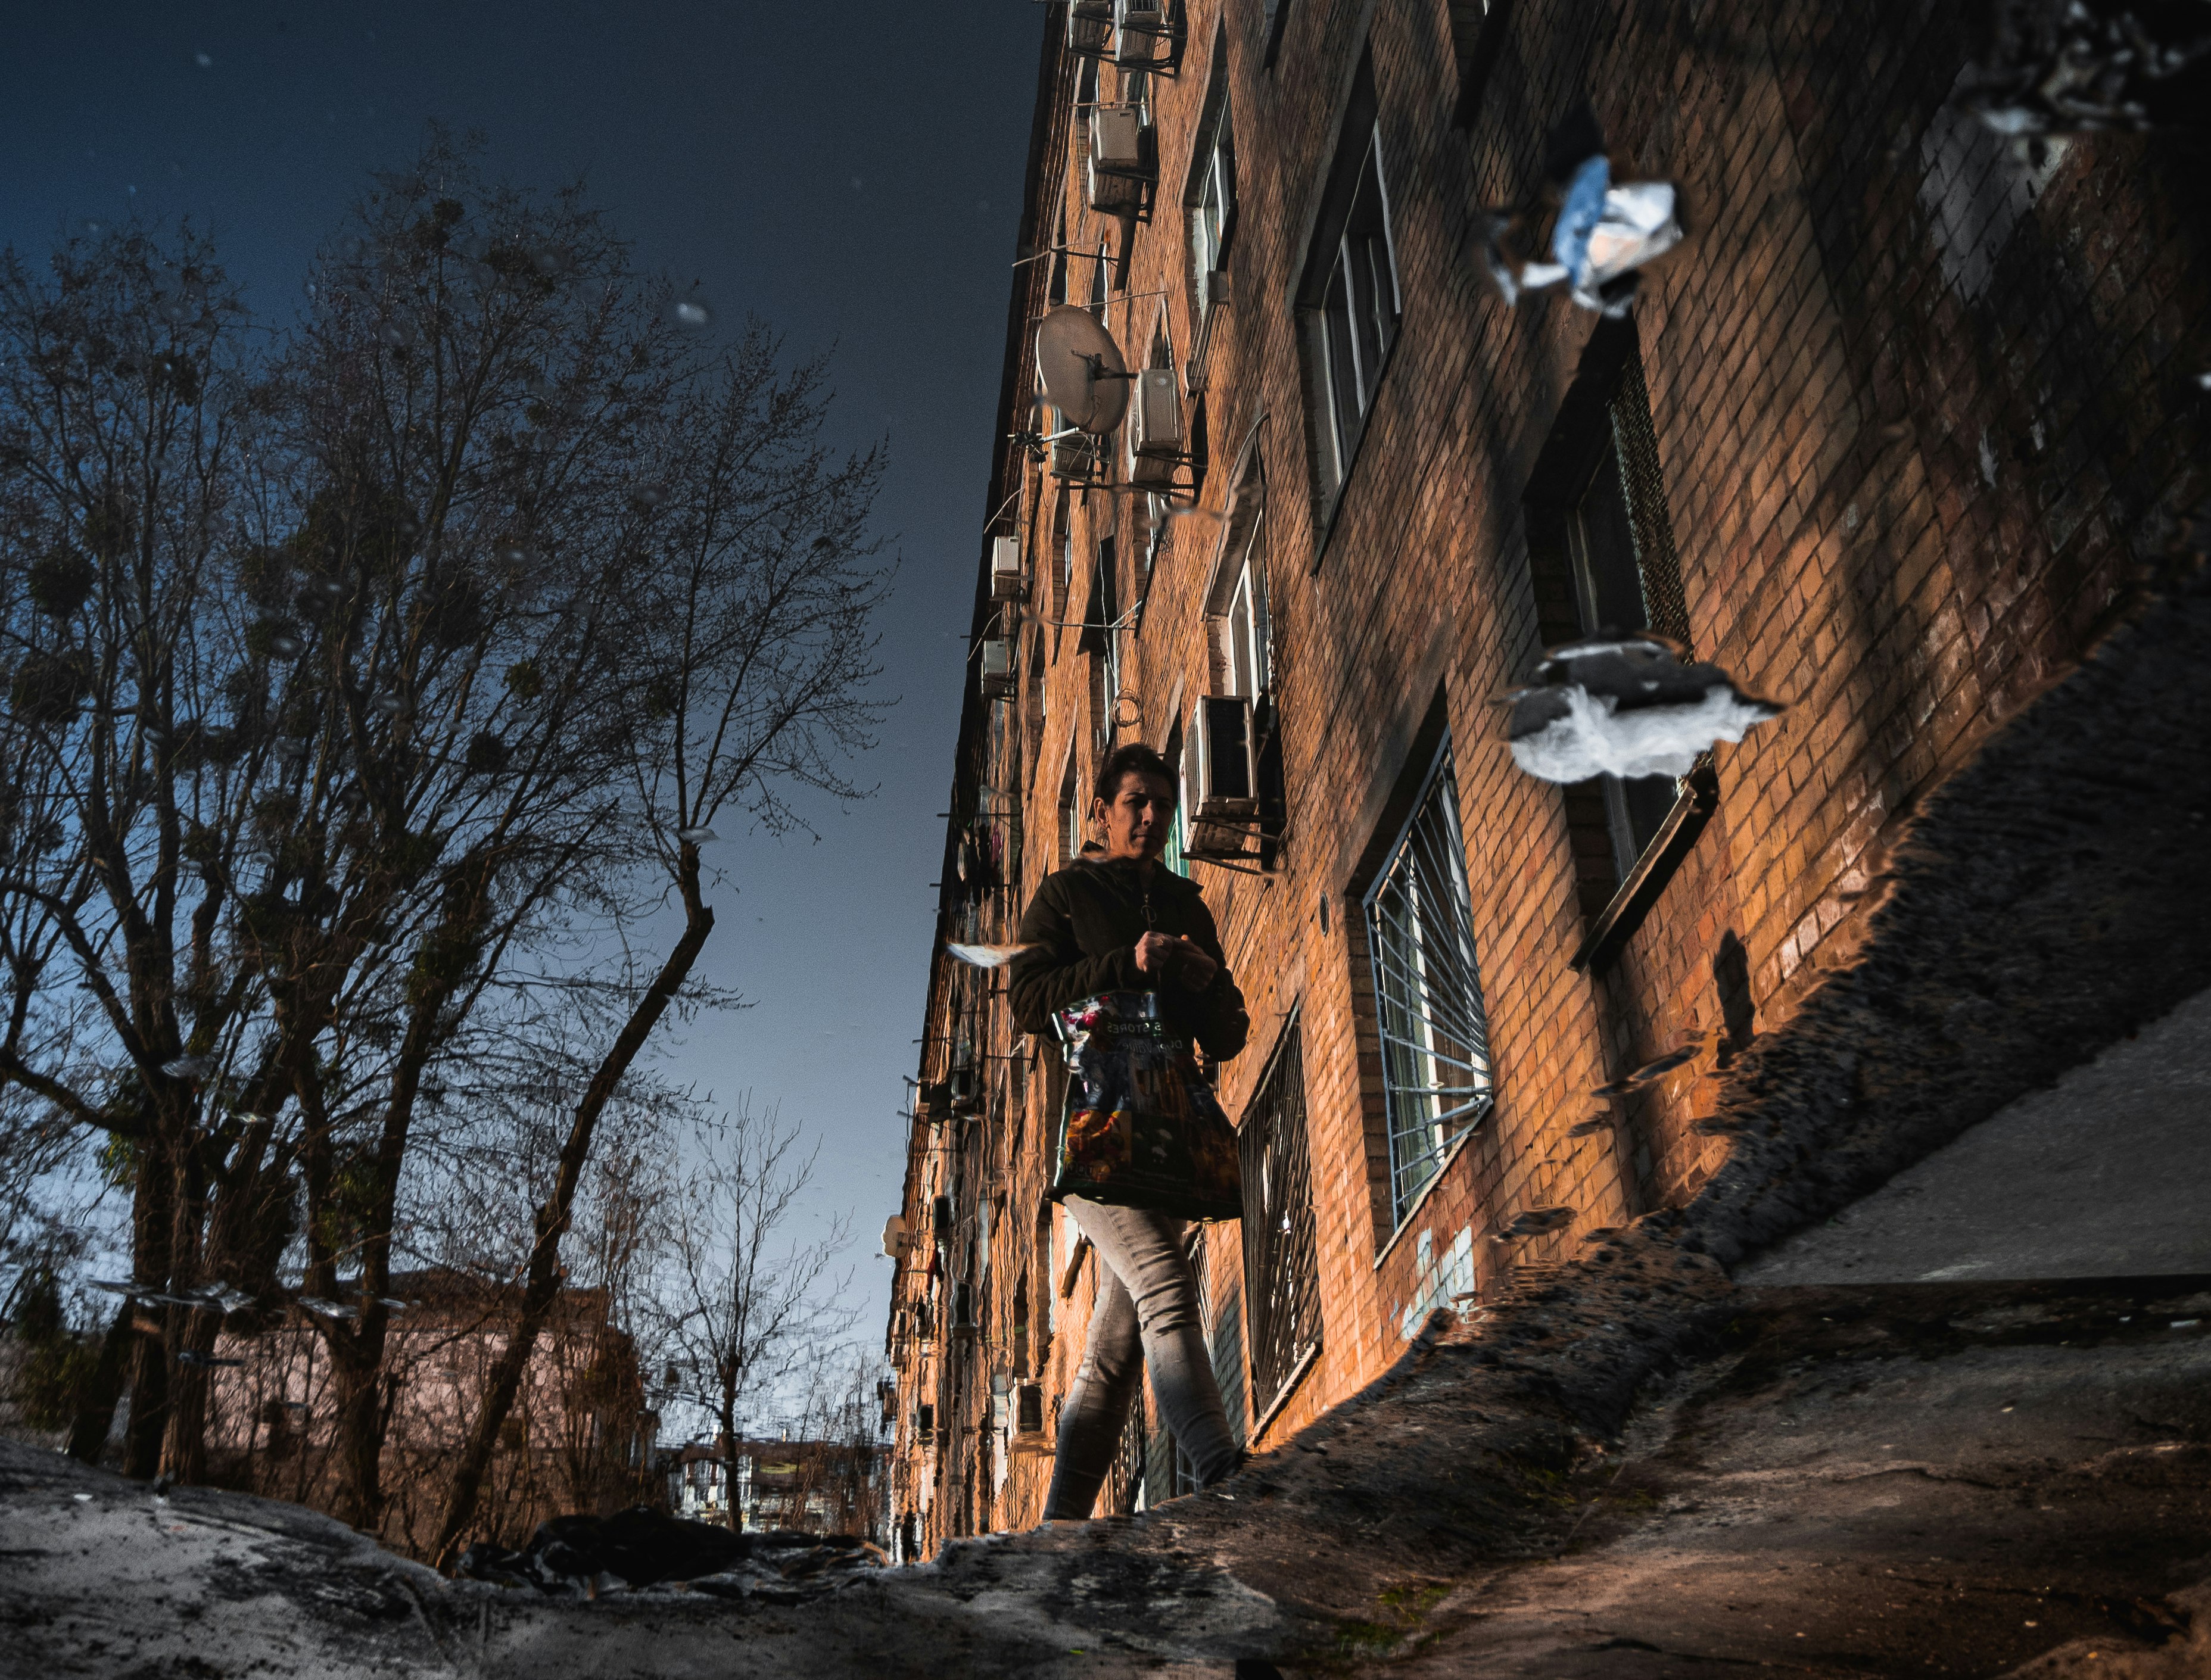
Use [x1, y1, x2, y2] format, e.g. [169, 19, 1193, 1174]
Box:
[1095, 771, 1178, 862]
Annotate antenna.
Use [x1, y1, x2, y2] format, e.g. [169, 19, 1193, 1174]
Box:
[1035, 306, 1133, 435]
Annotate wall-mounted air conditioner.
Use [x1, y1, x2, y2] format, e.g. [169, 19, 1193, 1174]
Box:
[989, 535, 1022, 601]
[881, 1215, 908, 1261]
[1066, 0, 1112, 56]
[1114, 4, 1169, 64]
[1127, 369, 1182, 485]
[979, 637, 1014, 697]
[1087, 107, 1156, 219]
[1050, 435, 1098, 482]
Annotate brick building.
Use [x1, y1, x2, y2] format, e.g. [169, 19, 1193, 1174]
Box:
[883, 0, 2209, 1557]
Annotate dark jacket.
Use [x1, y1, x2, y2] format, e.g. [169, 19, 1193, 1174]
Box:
[1008, 855, 1250, 1061]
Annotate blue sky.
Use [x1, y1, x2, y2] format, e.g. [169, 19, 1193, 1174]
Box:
[2, 0, 1042, 1342]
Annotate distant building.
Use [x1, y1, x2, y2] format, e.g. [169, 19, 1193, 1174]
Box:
[664, 1434, 890, 1540]
[198, 1268, 655, 1557]
[886, 1, 2207, 1557]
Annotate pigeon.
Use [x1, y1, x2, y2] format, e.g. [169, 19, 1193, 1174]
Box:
[675, 826, 719, 846]
[297, 1296, 360, 1320]
[160, 1055, 215, 1081]
[88, 1277, 142, 1297]
[945, 942, 1036, 968]
[1493, 1205, 1576, 1241]
[1484, 150, 1683, 316]
[1564, 1118, 1614, 1139]
[177, 1349, 244, 1369]
[180, 1284, 258, 1316]
[1506, 634, 1785, 784]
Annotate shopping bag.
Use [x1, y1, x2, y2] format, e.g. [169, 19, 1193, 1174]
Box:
[1048, 991, 1242, 1221]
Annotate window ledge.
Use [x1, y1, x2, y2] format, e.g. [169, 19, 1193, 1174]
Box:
[1371, 1114, 1485, 1269]
[1249, 1340, 1320, 1442]
[1571, 760, 1720, 974]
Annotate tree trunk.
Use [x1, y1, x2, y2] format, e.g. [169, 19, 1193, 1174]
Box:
[327, 1329, 387, 1532]
[66, 1300, 136, 1464]
[160, 1142, 212, 1483]
[429, 877, 714, 1570]
[719, 1398, 742, 1533]
[121, 1137, 175, 1480]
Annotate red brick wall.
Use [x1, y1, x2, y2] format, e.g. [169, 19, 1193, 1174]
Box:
[885, 0, 2210, 1551]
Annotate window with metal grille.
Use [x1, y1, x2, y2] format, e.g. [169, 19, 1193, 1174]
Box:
[1566, 342, 1690, 879]
[1362, 740, 1494, 1223]
[1240, 1018, 1321, 1423]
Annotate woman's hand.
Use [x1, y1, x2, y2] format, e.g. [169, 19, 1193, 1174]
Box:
[1133, 933, 1219, 990]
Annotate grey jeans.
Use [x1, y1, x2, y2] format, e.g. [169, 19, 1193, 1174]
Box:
[1041, 1196, 1241, 1520]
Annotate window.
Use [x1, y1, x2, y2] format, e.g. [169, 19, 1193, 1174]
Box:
[1564, 345, 1691, 880]
[1187, 102, 1235, 314]
[1054, 490, 1074, 618]
[1059, 744, 1082, 861]
[1299, 57, 1400, 507]
[1241, 1019, 1319, 1425]
[1048, 208, 1069, 307]
[1088, 236, 1111, 326]
[1082, 538, 1120, 755]
[1363, 738, 1493, 1224]
[1161, 717, 1189, 877]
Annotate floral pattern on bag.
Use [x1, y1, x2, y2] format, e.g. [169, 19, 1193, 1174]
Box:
[1049, 991, 1242, 1221]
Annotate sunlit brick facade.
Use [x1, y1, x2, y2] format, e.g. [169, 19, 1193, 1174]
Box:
[884, 0, 2209, 1559]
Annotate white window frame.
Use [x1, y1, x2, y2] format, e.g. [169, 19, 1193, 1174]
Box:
[1315, 128, 1401, 493]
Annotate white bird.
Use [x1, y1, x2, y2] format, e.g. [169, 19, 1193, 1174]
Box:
[1505, 634, 1784, 784]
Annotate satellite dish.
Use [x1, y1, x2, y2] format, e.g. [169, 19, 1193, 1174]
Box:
[1035, 306, 1131, 435]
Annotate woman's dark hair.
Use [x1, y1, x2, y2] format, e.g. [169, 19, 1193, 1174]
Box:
[1093, 743, 1179, 807]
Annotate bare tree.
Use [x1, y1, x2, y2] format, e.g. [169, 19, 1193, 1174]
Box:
[656, 1101, 855, 1532]
[0, 133, 889, 1533]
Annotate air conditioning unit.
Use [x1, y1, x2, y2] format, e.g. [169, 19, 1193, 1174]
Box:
[881, 1215, 908, 1261]
[1049, 435, 1098, 482]
[1188, 694, 1257, 858]
[989, 535, 1022, 601]
[1127, 369, 1182, 485]
[1066, 0, 1112, 56]
[979, 637, 1014, 697]
[1114, 4, 1169, 64]
[1087, 107, 1156, 217]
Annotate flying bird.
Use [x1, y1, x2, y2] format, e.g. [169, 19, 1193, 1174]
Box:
[944, 942, 1036, 968]
[1483, 146, 1683, 316]
[1492, 1205, 1577, 1242]
[1508, 634, 1785, 784]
